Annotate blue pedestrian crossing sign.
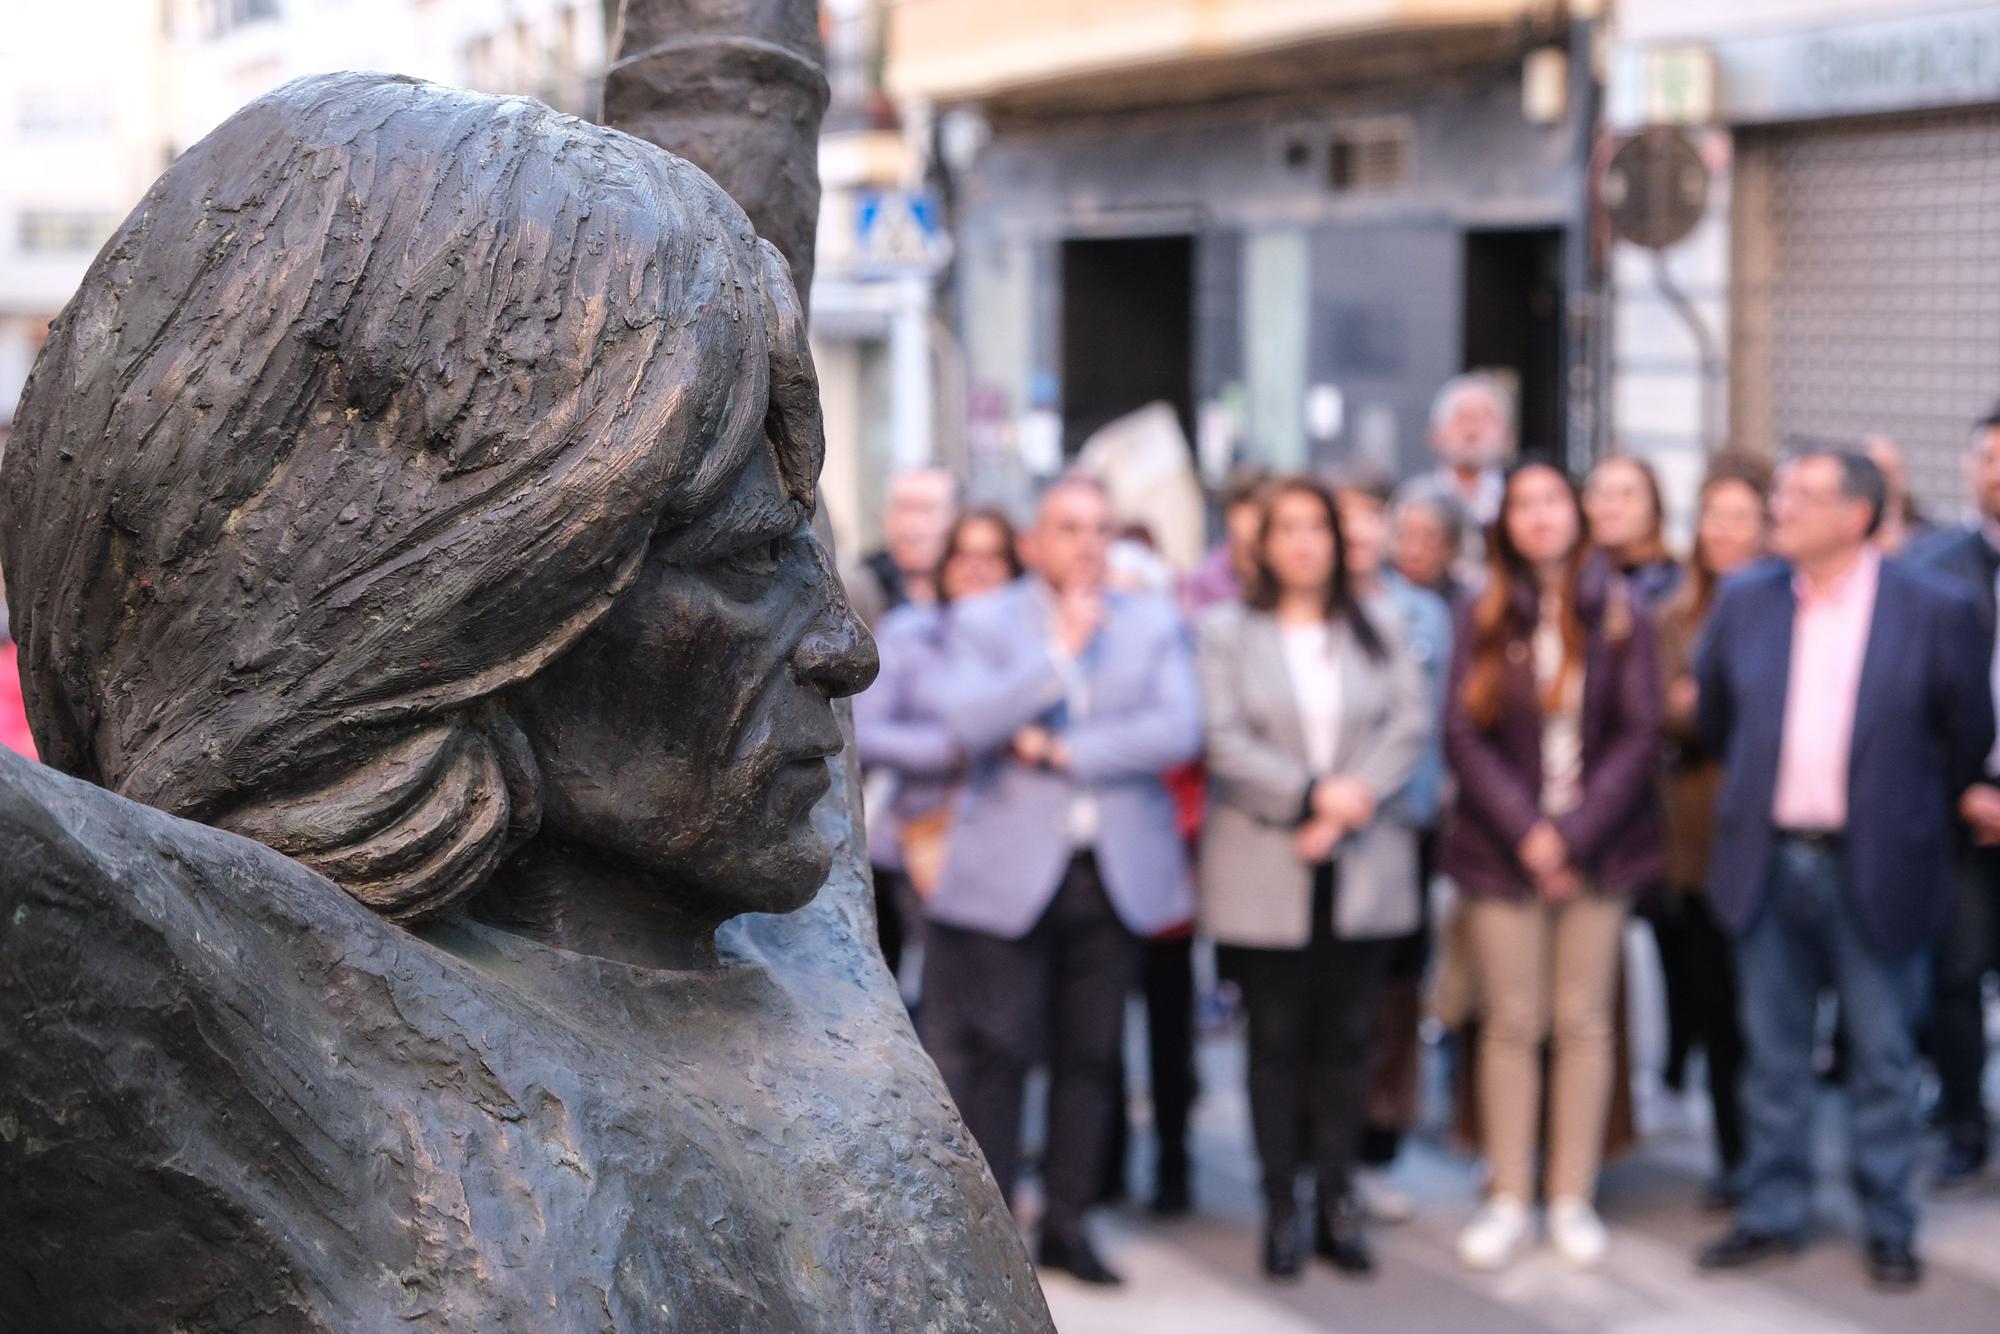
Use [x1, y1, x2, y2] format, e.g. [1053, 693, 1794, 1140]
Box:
[855, 190, 951, 276]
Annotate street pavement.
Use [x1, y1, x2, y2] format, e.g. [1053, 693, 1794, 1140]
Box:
[1024, 936, 2000, 1333]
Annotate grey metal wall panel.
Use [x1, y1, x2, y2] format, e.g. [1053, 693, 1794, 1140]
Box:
[1732, 105, 2000, 515]
[1307, 223, 1463, 478]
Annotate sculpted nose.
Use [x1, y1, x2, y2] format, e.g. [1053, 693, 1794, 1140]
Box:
[796, 565, 878, 700]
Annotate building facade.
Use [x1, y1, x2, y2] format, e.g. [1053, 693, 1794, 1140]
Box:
[889, 0, 1606, 508]
[162, 0, 605, 153]
[1607, 0, 2000, 523]
[0, 4, 173, 449]
[809, 0, 950, 560]
[0, 1, 607, 452]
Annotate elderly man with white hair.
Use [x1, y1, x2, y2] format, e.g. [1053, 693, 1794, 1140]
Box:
[1396, 374, 1514, 587]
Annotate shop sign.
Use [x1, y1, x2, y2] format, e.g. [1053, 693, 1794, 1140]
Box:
[1713, 7, 2000, 124]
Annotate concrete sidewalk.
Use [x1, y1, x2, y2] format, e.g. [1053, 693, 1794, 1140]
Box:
[1035, 1025, 2000, 1333]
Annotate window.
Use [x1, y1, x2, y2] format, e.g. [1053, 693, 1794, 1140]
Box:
[18, 92, 112, 138]
[19, 212, 118, 254]
[1326, 119, 1414, 195]
[203, 0, 280, 38]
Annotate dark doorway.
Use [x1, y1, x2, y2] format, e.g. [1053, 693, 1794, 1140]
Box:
[1462, 228, 1564, 460]
[1060, 235, 1194, 456]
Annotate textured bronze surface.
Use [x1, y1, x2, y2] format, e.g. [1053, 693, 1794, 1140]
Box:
[0, 22, 1050, 1331]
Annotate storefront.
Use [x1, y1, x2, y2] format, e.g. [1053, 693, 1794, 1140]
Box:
[890, 3, 1598, 501]
[1610, 2, 2000, 516]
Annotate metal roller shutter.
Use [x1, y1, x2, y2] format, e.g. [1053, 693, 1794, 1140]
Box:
[1731, 106, 2000, 516]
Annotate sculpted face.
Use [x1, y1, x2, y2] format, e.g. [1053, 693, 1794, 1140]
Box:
[1, 74, 882, 943]
[512, 443, 876, 921]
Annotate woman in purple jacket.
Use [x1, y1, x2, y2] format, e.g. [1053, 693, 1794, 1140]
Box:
[855, 509, 1022, 988]
[1442, 461, 1664, 1272]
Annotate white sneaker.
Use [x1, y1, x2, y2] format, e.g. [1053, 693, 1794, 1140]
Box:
[1354, 1168, 1415, 1224]
[1548, 1197, 1608, 1267]
[1458, 1195, 1532, 1271]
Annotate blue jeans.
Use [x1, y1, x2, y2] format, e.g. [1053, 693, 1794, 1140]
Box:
[1734, 837, 1929, 1245]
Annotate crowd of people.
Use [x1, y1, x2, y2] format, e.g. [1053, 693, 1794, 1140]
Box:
[847, 377, 2000, 1295]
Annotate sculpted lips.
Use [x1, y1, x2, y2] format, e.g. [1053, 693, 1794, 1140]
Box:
[771, 752, 835, 815]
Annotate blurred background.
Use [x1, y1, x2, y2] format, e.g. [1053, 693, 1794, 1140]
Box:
[5, 3, 2000, 1331]
[6, 1, 2000, 549]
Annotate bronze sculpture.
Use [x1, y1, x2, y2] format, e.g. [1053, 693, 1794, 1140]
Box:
[0, 11, 1053, 1329]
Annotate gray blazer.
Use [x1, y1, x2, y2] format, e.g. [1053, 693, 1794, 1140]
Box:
[927, 578, 1202, 940]
[1196, 599, 1431, 947]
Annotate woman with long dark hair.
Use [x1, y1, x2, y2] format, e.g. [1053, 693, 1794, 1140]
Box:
[1656, 453, 1771, 1207]
[1443, 461, 1664, 1271]
[855, 508, 1023, 991]
[1197, 476, 1431, 1280]
[1585, 454, 1682, 606]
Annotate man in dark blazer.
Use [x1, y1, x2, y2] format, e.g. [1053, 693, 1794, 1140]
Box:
[1694, 448, 1992, 1290]
[1908, 405, 2000, 1187]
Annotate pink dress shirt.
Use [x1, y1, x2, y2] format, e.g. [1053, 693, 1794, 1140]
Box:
[1771, 547, 1881, 830]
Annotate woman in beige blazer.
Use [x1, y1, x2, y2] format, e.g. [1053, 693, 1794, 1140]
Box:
[1197, 475, 1430, 1282]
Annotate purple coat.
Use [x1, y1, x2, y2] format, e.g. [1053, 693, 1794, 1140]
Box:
[1439, 557, 1665, 899]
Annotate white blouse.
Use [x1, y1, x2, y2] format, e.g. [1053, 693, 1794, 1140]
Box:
[1279, 621, 1343, 777]
[1533, 597, 1584, 817]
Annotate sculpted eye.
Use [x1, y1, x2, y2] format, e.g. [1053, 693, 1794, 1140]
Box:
[718, 536, 785, 578]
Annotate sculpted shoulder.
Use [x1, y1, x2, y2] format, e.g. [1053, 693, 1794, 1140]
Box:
[0, 748, 1047, 1330]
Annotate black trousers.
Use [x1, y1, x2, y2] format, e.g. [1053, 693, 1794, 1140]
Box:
[1360, 828, 1436, 1168]
[871, 864, 907, 978]
[1102, 934, 1198, 1197]
[918, 854, 1141, 1231]
[1643, 896, 1699, 1091]
[1933, 844, 2000, 1149]
[1220, 867, 1391, 1214]
[1681, 891, 1747, 1174]
[1144, 935, 1198, 1182]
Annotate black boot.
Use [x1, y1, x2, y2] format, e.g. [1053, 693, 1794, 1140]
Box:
[1262, 1201, 1303, 1280]
[1935, 1134, 1988, 1188]
[1151, 1151, 1192, 1217]
[1038, 1223, 1123, 1286]
[1314, 1194, 1375, 1277]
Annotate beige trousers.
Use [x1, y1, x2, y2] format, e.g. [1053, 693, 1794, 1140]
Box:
[1465, 893, 1626, 1202]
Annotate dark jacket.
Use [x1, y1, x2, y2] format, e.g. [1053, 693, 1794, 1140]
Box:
[1655, 585, 1721, 891]
[1910, 523, 2000, 647]
[1694, 556, 1992, 957]
[1440, 557, 1666, 899]
[1620, 557, 1683, 609]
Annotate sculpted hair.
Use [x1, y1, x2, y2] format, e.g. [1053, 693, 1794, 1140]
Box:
[0, 72, 820, 921]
